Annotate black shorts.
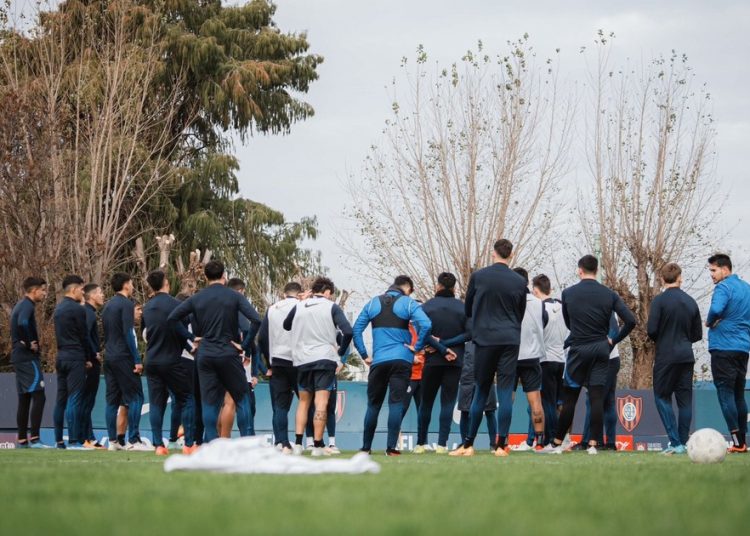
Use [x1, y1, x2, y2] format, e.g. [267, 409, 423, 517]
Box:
[103, 359, 144, 406]
[270, 364, 298, 411]
[367, 360, 411, 407]
[197, 355, 248, 406]
[515, 358, 542, 392]
[564, 340, 610, 388]
[13, 358, 45, 394]
[653, 361, 694, 399]
[473, 344, 519, 391]
[710, 351, 749, 393]
[298, 362, 337, 393]
[146, 360, 193, 409]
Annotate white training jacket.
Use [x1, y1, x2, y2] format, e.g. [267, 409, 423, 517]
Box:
[519, 294, 546, 361]
[267, 297, 299, 364]
[541, 298, 568, 364]
[290, 296, 340, 367]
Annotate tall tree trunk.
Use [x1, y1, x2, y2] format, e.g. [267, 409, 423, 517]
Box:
[629, 328, 655, 389]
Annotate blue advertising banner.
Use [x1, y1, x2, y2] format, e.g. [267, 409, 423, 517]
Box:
[0, 374, 748, 451]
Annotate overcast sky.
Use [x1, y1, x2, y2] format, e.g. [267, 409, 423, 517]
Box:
[233, 0, 750, 297]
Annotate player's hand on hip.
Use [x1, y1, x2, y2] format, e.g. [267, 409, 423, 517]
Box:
[134, 363, 143, 375]
[364, 356, 372, 366]
[445, 349, 458, 361]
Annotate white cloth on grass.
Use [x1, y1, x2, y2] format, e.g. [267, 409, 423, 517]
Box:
[163, 437, 380, 475]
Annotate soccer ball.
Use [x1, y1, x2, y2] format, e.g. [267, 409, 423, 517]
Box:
[686, 428, 727, 464]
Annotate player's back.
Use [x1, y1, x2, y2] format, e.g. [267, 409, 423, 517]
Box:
[422, 295, 468, 362]
[519, 293, 545, 360]
[187, 284, 244, 359]
[465, 263, 527, 346]
[53, 297, 87, 359]
[143, 292, 184, 365]
[649, 288, 701, 362]
[10, 298, 38, 362]
[102, 294, 135, 360]
[290, 296, 339, 366]
[562, 280, 618, 345]
[267, 297, 298, 361]
[542, 298, 567, 363]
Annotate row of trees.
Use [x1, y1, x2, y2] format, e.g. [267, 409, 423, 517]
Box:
[0, 0, 324, 365]
[350, 32, 720, 388]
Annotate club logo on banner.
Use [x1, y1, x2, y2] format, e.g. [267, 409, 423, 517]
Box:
[336, 391, 346, 423]
[617, 395, 642, 432]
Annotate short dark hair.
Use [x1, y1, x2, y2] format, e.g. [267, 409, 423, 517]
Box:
[111, 272, 131, 292]
[494, 239, 513, 260]
[283, 282, 303, 295]
[22, 277, 46, 293]
[437, 272, 456, 290]
[661, 263, 682, 285]
[532, 274, 551, 295]
[311, 276, 335, 294]
[393, 275, 414, 292]
[578, 255, 598, 274]
[146, 270, 167, 292]
[227, 278, 246, 291]
[83, 283, 100, 297]
[708, 253, 732, 271]
[62, 275, 84, 291]
[204, 260, 225, 281]
[513, 267, 529, 284]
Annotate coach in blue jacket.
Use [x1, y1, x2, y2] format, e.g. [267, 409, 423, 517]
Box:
[706, 253, 750, 453]
[353, 275, 432, 455]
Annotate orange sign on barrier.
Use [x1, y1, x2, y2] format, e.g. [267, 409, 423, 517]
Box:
[506, 433, 634, 451]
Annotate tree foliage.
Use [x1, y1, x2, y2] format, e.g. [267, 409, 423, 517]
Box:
[0, 0, 323, 365]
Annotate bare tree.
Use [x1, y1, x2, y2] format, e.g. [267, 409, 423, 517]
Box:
[65, 6, 190, 282]
[0, 1, 192, 282]
[346, 37, 573, 299]
[579, 32, 720, 388]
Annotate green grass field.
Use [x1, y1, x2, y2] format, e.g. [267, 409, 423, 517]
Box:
[1, 449, 748, 535]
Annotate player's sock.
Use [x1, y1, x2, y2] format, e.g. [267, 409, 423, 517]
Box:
[739, 432, 746, 447]
[463, 438, 474, 448]
[535, 432, 544, 446]
[328, 437, 336, 447]
[313, 439, 325, 448]
[295, 434, 303, 446]
[117, 434, 126, 446]
[497, 436, 507, 449]
[306, 437, 314, 448]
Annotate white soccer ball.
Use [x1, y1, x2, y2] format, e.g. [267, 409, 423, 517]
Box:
[686, 428, 727, 464]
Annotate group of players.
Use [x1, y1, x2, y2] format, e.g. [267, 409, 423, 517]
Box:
[8, 239, 750, 456]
